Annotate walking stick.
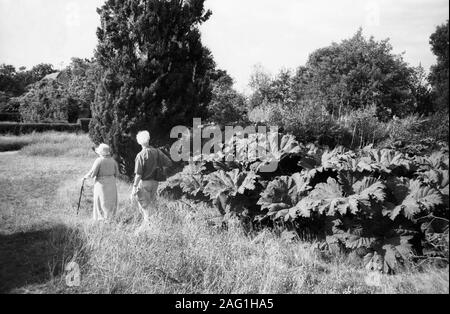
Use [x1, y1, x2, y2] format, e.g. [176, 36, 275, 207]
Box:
[77, 178, 85, 215]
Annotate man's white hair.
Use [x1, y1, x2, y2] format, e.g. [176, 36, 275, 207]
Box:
[136, 131, 150, 146]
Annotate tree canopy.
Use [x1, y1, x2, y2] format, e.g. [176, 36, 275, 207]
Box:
[293, 29, 416, 120]
[0, 63, 56, 112]
[16, 58, 98, 123]
[429, 20, 449, 113]
[207, 70, 248, 125]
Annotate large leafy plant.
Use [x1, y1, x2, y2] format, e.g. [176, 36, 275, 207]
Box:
[158, 129, 449, 273]
[203, 169, 259, 215]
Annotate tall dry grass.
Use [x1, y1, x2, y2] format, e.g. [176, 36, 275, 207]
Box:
[52, 197, 449, 294]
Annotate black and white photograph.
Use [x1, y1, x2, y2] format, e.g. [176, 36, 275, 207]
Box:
[0, 0, 448, 300]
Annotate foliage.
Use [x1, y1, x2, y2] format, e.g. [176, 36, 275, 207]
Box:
[381, 114, 449, 155]
[0, 122, 81, 135]
[0, 63, 56, 97]
[90, 0, 216, 178]
[249, 100, 351, 147]
[257, 173, 311, 220]
[159, 130, 449, 273]
[158, 162, 212, 201]
[14, 59, 98, 123]
[207, 72, 248, 125]
[65, 58, 100, 120]
[18, 79, 75, 123]
[294, 29, 416, 120]
[204, 169, 258, 215]
[248, 66, 296, 110]
[244, 26, 450, 150]
[338, 105, 388, 148]
[249, 98, 448, 154]
[0, 112, 20, 122]
[247, 101, 277, 124]
[429, 20, 449, 114]
[281, 101, 351, 147]
[0, 63, 57, 112]
[410, 65, 433, 115]
[78, 118, 92, 133]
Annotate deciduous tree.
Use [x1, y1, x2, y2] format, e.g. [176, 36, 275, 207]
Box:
[294, 29, 416, 120]
[207, 70, 247, 125]
[429, 20, 449, 113]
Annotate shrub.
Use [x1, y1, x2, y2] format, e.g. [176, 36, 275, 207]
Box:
[258, 101, 351, 147]
[77, 118, 91, 133]
[207, 81, 248, 125]
[17, 80, 76, 123]
[0, 112, 20, 122]
[0, 96, 20, 114]
[380, 114, 449, 155]
[422, 111, 449, 144]
[248, 101, 280, 124]
[337, 105, 389, 148]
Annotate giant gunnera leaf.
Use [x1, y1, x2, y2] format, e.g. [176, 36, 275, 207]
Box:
[357, 149, 414, 175]
[257, 173, 311, 220]
[415, 151, 449, 171]
[294, 176, 386, 218]
[158, 163, 207, 199]
[385, 179, 443, 221]
[203, 169, 258, 200]
[417, 169, 449, 197]
[253, 133, 303, 173]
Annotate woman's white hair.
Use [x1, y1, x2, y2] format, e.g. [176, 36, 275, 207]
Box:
[136, 131, 150, 146]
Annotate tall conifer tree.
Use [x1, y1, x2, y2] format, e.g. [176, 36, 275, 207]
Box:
[90, 0, 215, 177]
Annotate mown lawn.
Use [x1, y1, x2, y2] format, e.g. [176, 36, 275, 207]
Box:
[0, 132, 448, 294]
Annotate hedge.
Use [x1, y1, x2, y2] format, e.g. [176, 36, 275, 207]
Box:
[77, 118, 91, 133]
[0, 122, 82, 135]
[0, 113, 21, 122]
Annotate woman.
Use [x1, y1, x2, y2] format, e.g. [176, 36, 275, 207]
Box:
[83, 143, 119, 221]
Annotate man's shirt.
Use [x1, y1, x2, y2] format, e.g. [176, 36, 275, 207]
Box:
[134, 147, 172, 181]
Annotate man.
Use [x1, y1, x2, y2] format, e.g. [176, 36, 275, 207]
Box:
[132, 131, 172, 231]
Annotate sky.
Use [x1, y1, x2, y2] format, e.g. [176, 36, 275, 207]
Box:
[0, 0, 448, 93]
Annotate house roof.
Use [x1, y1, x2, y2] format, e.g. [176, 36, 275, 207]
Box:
[41, 71, 70, 84]
[42, 72, 61, 81]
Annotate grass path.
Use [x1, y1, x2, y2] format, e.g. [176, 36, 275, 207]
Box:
[0, 154, 89, 233]
[0, 153, 92, 293]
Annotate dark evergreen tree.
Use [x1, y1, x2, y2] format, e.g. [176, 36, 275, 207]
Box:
[90, 0, 215, 178]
